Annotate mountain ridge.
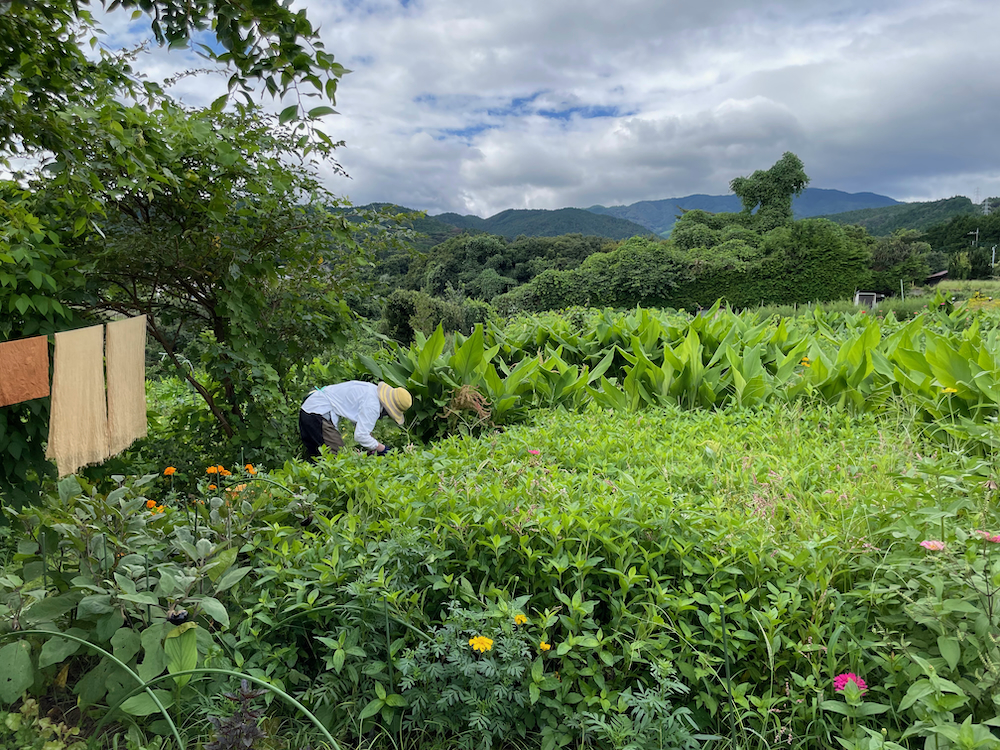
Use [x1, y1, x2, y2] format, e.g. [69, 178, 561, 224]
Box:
[585, 187, 900, 236]
[431, 207, 652, 240]
[418, 190, 979, 242]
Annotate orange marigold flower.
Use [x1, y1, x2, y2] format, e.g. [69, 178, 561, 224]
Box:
[245, 464, 257, 474]
[206, 466, 218, 474]
[219, 468, 232, 477]
[163, 466, 176, 476]
[145, 499, 156, 509]
[208, 484, 217, 491]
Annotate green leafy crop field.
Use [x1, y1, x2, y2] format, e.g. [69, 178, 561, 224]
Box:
[3, 300, 1000, 750]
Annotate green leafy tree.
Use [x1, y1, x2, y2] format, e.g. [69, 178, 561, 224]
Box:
[672, 221, 722, 252]
[730, 152, 809, 231]
[1, 0, 350, 503]
[948, 251, 972, 280]
[866, 230, 931, 292]
[969, 245, 994, 279]
[1, 0, 347, 162]
[53, 102, 381, 447]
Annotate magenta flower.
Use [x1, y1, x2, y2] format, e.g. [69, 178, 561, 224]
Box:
[834, 673, 868, 693]
[975, 530, 1000, 543]
[920, 540, 946, 551]
[528, 449, 540, 456]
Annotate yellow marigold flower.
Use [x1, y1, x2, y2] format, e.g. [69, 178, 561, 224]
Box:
[245, 464, 257, 475]
[469, 636, 493, 653]
[206, 466, 218, 474]
[539, 641, 551, 652]
[514, 614, 528, 626]
[163, 466, 176, 476]
[942, 387, 958, 394]
[208, 484, 217, 491]
[145, 499, 156, 509]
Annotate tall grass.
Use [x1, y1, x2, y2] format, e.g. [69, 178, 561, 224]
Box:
[936, 278, 1000, 298]
[744, 294, 930, 320]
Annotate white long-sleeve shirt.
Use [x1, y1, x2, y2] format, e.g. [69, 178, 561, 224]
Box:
[300, 381, 382, 450]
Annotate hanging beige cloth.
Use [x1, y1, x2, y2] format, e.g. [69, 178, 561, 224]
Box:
[46, 325, 110, 476]
[0, 336, 49, 407]
[106, 315, 148, 455]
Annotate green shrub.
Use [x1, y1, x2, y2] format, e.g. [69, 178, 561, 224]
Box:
[0, 698, 86, 750]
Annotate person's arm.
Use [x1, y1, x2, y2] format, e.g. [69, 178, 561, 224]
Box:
[354, 396, 383, 451]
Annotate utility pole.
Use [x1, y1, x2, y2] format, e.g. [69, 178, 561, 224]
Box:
[969, 229, 980, 246]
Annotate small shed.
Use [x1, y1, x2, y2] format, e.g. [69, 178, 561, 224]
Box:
[854, 291, 887, 308]
[925, 270, 948, 286]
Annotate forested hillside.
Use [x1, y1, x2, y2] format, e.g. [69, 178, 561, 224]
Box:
[587, 187, 899, 235]
[432, 207, 651, 239]
[819, 196, 977, 234]
[377, 233, 614, 296]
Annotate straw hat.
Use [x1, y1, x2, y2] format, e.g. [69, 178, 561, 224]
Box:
[377, 382, 412, 425]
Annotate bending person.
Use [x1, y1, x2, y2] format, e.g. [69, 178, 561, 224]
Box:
[299, 380, 412, 461]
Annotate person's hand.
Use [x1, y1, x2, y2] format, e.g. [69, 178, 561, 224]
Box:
[376, 446, 392, 456]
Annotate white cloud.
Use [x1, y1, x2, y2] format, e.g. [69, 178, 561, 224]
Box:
[93, 0, 1000, 215]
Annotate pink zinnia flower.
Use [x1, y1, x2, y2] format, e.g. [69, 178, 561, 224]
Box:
[834, 673, 868, 693]
[528, 449, 540, 455]
[975, 530, 1000, 544]
[920, 540, 946, 551]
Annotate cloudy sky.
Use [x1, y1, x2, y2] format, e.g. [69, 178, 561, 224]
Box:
[103, 0, 1000, 216]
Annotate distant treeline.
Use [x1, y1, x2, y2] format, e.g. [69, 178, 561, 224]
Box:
[368, 157, 996, 341]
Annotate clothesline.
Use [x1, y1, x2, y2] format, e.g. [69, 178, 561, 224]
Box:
[0, 316, 148, 476]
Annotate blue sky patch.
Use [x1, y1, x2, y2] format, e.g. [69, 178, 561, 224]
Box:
[487, 90, 547, 117]
[437, 123, 496, 141]
[537, 105, 623, 120]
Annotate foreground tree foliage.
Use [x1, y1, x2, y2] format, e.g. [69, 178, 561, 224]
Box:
[0, 1, 356, 506]
[0, 0, 346, 159]
[54, 102, 392, 445]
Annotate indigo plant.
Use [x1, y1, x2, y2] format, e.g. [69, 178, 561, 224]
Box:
[205, 680, 268, 750]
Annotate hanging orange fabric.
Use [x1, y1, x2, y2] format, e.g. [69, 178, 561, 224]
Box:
[0, 336, 49, 407]
[46, 325, 110, 477]
[106, 315, 148, 455]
